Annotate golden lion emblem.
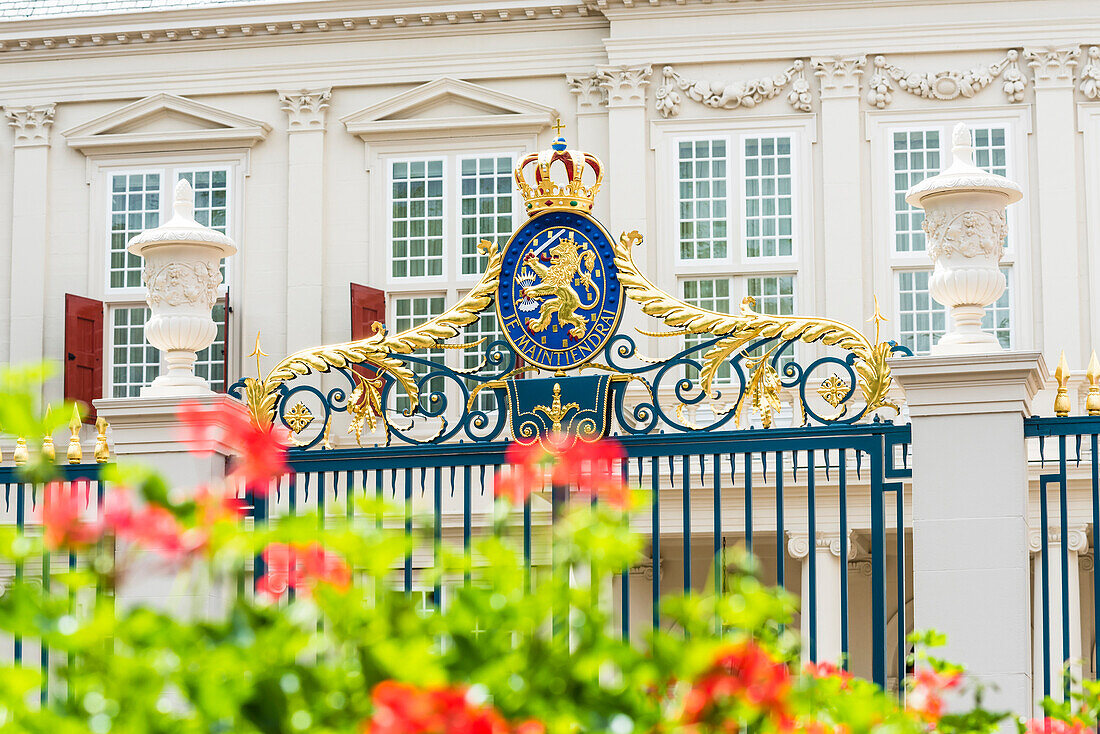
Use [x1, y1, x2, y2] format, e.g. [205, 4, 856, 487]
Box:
[521, 235, 600, 340]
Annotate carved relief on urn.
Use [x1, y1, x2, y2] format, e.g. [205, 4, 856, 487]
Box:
[906, 123, 1022, 354]
[127, 180, 236, 395]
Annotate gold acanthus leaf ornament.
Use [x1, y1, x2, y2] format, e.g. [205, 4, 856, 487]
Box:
[612, 231, 898, 418]
[245, 239, 503, 428]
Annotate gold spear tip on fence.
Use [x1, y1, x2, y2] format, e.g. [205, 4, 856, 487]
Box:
[13, 437, 28, 466]
[1086, 350, 1100, 417]
[1054, 351, 1072, 417]
[67, 404, 83, 464]
[94, 416, 110, 464]
[42, 403, 56, 463]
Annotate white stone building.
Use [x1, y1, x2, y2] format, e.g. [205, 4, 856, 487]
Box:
[3, 0, 1100, 717]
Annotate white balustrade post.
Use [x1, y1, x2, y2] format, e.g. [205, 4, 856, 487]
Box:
[1030, 526, 1087, 706]
[788, 531, 848, 664]
[905, 122, 1022, 355]
[127, 179, 237, 395]
[892, 352, 1047, 718]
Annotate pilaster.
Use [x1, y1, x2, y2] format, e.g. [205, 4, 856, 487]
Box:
[278, 88, 331, 352]
[566, 72, 610, 224]
[811, 56, 866, 326]
[4, 104, 55, 369]
[892, 351, 1047, 718]
[1024, 46, 1086, 363]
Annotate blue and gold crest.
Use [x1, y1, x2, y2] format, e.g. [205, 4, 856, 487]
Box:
[497, 137, 623, 373]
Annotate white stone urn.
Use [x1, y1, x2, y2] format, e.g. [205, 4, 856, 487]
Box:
[127, 179, 236, 395]
[905, 123, 1023, 355]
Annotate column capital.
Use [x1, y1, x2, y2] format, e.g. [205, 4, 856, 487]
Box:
[566, 71, 607, 113]
[596, 65, 652, 108]
[787, 531, 858, 559]
[1029, 525, 1090, 554]
[812, 55, 866, 100]
[1024, 46, 1081, 89]
[4, 103, 55, 147]
[278, 87, 332, 132]
[889, 351, 1048, 418]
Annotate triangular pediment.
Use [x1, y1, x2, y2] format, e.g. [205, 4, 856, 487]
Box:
[63, 93, 270, 154]
[342, 77, 556, 140]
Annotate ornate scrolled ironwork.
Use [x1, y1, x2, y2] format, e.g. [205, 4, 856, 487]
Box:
[233, 229, 910, 447]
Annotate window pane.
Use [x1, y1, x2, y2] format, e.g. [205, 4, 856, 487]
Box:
[743, 136, 795, 259]
[896, 270, 946, 354]
[459, 155, 514, 276]
[980, 267, 1013, 349]
[110, 306, 158, 397]
[194, 301, 228, 392]
[392, 159, 445, 279]
[682, 278, 733, 383]
[677, 139, 728, 260]
[391, 295, 446, 413]
[463, 309, 506, 413]
[969, 126, 1012, 247]
[891, 130, 940, 253]
[108, 172, 160, 290]
[178, 168, 232, 280]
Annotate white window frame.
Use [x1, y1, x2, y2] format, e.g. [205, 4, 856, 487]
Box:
[87, 151, 246, 396]
[866, 107, 1033, 352]
[652, 115, 816, 362]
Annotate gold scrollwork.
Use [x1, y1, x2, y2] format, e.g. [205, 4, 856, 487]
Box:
[612, 230, 899, 423]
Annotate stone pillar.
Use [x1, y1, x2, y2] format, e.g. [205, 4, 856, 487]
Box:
[788, 531, 849, 663]
[278, 88, 331, 352]
[1025, 47, 1085, 364]
[4, 104, 55, 367]
[566, 72, 610, 225]
[1030, 525, 1087, 705]
[892, 352, 1047, 717]
[94, 393, 247, 616]
[811, 57, 866, 326]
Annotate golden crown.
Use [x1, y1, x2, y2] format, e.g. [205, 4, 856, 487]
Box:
[514, 136, 604, 217]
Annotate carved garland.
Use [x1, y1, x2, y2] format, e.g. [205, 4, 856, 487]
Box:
[865, 50, 1026, 109]
[921, 209, 1007, 261]
[655, 62, 812, 118]
[1082, 47, 1100, 100]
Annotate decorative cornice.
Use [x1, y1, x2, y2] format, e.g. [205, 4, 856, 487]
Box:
[566, 72, 607, 112]
[812, 55, 866, 100]
[1028, 525, 1089, 554]
[0, 2, 597, 56]
[655, 61, 812, 118]
[596, 64, 652, 108]
[278, 87, 332, 131]
[4, 103, 55, 147]
[865, 50, 1025, 109]
[1081, 47, 1100, 100]
[1025, 45, 1082, 89]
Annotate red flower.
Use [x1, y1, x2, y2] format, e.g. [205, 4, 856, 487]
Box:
[682, 641, 792, 730]
[100, 489, 207, 559]
[178, 401, 288, 490]
[364, 681, 529, 734]
[1024, 718, 1091, 734]
[495, 438, 631, 509]
[906, 668, 962, 722]
[40, 481, 101, 550]
[256, 541, 351, 598]
[803, 661, 852, 686]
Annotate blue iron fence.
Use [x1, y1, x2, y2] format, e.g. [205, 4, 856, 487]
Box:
[0, 463, 108, 704]
[269, 420, 913, 689]
[1025, 415, 1100, 701]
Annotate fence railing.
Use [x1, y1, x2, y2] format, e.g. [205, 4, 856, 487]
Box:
[270, 421, 913, 689]
[1025, 415, 1100, 701]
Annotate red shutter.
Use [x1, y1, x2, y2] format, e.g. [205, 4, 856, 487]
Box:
[350, 283, 385, 380]
[64, 294, 103, 422]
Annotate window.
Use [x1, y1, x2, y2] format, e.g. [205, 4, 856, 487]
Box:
[682, 278, 733, 383]
[103, 164, 234, 395]
[896, 268, 1013, 354]
[392, 296, 446, 413]
[884, 122, 1018, 354]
